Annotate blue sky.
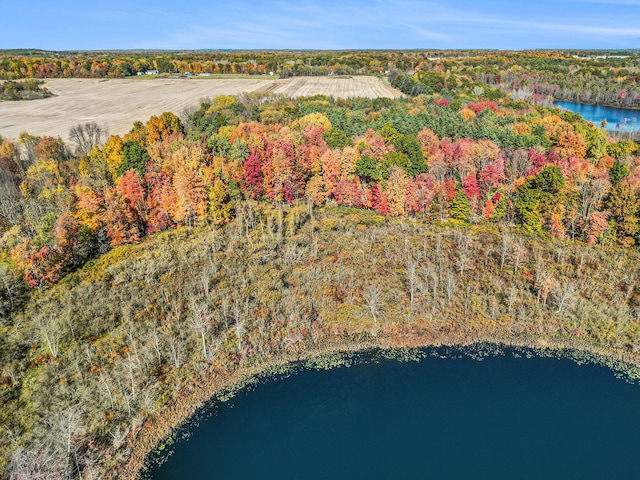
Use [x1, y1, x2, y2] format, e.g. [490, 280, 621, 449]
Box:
[2, 0, 640, 50]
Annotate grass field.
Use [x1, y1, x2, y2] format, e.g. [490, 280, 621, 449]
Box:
[0, 76, 401, 143]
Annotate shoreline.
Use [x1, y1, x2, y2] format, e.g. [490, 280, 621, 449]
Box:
[552, 97, 640, 114]
[117, 325, 640, 480]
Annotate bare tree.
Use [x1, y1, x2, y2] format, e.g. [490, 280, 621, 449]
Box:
[10, 446, 65, 480]
[18, 132, 40, 168]
[456, 251, 472, 277]
[512, 240, 526, 274]
[508, 285, 517, 314]
[59, 408, 86, 479]
[232, 296, 247, 352]
[500, 234, 512, 272]
[534, 258, 553, 306]
[36, 314, 62, 358]
[406, 258, 418, 313]
[503, 148, 531, 186]
[362, 283, 382, 323]
[555, 279, 576, 314]
[199, 270, 212, 296]
[69, 122, 108, 157]
[124, 351, 137, 401]
[0, 264, 22, 319]
[0, 171, 23, 227]
[99, 374, 115, 411]
[189, 299, 212, 360]
[162, 322, 186, 371]
[444, 272, 456, 302]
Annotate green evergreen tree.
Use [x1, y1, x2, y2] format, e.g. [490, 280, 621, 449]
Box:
[491, 194, 507, 222]
[394, 135, 427, 176]
[118, 139, 150, 177]
[609, 160, 630, 186]
[322, 129, 351, 149]
[532, 165, 565, 194]
[450, 190, 471, 222]
[515, 182, 542, 234]
[530, 165, 567, 224]
[379, 122, 402, 145]
[381, 151, 411, 179]
[605, 183, 639, 247]
[356, 154, 381, 183]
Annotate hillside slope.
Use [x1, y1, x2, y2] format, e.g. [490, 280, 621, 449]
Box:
[1, 204, 639, 478]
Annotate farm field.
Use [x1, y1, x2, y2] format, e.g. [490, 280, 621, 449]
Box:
[0, 76, 400, 142]
[266, 75, 402, 99]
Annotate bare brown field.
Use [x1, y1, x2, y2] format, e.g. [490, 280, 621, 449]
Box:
[0, 76, 401, 143]
[268, 75, 402, 99]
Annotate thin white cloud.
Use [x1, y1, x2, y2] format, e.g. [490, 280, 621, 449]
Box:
[145, 0, 459, 48]
[454, 16, 640, 38]
[399, 23, 453, 41]
[136, 0, 640, 49]
[568, 0, 640, 5]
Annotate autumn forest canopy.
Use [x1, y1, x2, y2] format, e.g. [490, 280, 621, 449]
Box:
[1, 82, 639, 299]
[1, 49, 640, 479]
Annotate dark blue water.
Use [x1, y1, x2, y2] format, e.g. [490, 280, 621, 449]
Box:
[554, 100, 640, 131]
[145, 347, 640, 480]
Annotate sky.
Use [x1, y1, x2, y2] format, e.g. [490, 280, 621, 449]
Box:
[2, 0, 640, 50]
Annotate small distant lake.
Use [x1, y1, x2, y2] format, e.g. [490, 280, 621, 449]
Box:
[144, 346, 640, 480]
[554, 100, 640, 131]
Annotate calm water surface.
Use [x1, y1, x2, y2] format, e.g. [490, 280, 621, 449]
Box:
[145, 347, 640, 480]
[554, 100, 640, 131]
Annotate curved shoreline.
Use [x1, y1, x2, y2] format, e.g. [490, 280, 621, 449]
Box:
[117, 326, 640, 480]
[552, 96, 640, 114]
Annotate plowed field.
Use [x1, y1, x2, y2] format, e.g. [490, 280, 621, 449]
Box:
[0, 76, 401, 142]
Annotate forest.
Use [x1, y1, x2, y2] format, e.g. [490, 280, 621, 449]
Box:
[1, 89, 639, 299]
[0, 59, 640, 478]
[2, 49, 640, 108]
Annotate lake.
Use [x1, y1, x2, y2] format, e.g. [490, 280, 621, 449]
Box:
[144, 346, 640, 480]
[554, 100, 640, 131]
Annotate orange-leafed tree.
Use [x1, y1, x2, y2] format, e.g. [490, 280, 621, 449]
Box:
[74, 185, 105, 233]
[321, 149, 342, 199]
[172, 164, 208, 226]
[102, 169, 148, 246]
[386, 166, 408, 216]
[585, 211, 609, 245]
[11, 239, 63, 288]
[305, 175, 326, 206]
[145, 168, 177, 234]
[333, 177, 368, 208]
[144, 112, 185, 145]
[416, 127, 439, 160]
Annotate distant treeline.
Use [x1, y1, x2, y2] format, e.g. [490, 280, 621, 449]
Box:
[3, 49, 640, 108]
[0, 51, 638, 106]
[0, 50, 423, 79]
